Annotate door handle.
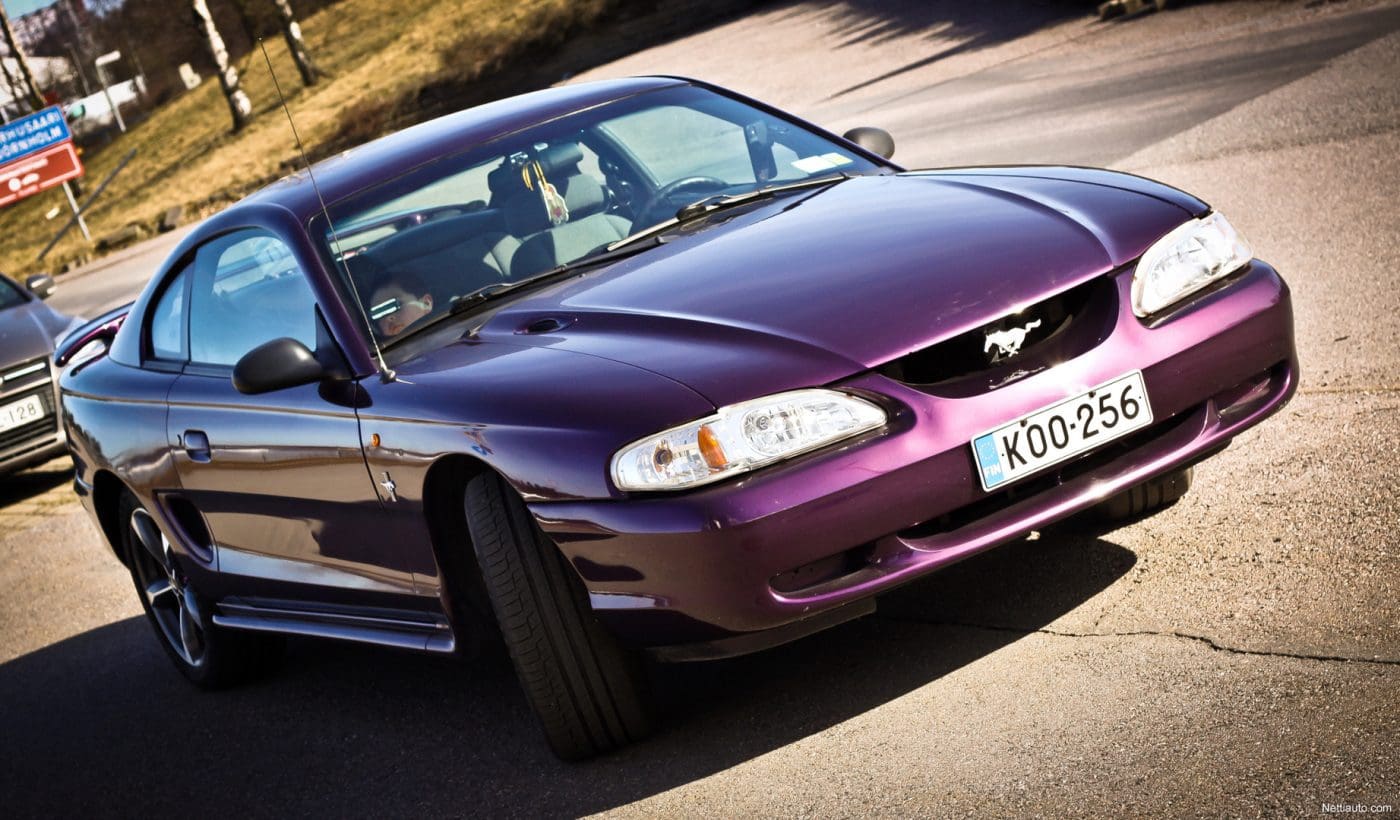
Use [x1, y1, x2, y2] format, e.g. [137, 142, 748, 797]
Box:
[183, 430, 212, 463]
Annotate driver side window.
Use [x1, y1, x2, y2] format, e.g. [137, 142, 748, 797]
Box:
[187, 230, 319, 368]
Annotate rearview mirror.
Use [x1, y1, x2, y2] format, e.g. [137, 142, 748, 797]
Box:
[26, 273, 56, 299]
[842, 126, 896, 160]
[232, 337, 325, 395]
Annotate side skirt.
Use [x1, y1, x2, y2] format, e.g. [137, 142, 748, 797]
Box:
[212, 600, 456, 653]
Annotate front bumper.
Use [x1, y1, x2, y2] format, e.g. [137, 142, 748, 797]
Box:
[0, 357, 67, 477]
[0, 436, 68, 476]
[532, 262, 1297, 658]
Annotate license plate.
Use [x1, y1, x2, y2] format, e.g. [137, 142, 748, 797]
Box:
[0, 395, 47, 434]
[972, 372, 1152, 491]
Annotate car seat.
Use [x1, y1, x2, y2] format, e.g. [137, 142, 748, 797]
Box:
[502, 143, 632, 278]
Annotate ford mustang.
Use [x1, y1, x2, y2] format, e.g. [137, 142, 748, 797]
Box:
[58, 77, 1297, 759]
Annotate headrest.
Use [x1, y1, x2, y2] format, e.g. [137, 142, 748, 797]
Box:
[503, 173, 607, 236]
[488, 143, 583, 204]
[487, 162, 524, 199]
[537, 142, 583, 175]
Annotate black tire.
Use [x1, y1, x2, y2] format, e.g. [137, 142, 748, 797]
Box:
[119, 492, 282, 688]
[464, 472, 652, 760]
[1093, 466, 1193, 522]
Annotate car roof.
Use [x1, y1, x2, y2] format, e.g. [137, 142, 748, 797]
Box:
[239, 76, 687, 222]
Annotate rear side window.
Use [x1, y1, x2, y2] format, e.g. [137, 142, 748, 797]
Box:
[148, 263, 191, 362]
[188, 230, 318, 367]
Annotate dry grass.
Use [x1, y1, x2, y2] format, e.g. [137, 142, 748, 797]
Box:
[0, 0, 613, 277]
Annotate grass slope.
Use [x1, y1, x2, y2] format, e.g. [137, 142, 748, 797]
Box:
[0, 0, 615, 276]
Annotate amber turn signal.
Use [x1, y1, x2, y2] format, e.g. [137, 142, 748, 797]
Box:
[697, 425, 727, 469]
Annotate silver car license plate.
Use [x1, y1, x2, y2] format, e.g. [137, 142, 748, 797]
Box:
[0, 395, 46, 434]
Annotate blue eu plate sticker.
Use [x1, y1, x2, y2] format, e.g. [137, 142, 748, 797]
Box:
[974, 434, 1004, 488]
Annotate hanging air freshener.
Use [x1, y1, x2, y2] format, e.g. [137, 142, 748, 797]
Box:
[534, 160, 569, 226]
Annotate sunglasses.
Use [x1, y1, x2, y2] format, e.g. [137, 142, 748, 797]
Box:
[370, 296, 430, 322]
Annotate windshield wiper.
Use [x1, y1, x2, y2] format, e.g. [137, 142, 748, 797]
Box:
[386, 172, 835, 344]
[376, 175, 853, 346]
[382, 236, 667, 345]
[676, 172, 851, 221]
[610, 172, 852, 252]
[446, 236, 665, 317]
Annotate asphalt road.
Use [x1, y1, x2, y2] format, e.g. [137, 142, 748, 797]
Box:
[3, 1, 1397, 816]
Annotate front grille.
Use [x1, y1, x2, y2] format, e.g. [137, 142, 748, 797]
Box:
[1, 357, 51, 394]
[0, 358, 57, 455]
[879, 277, 1118, 396]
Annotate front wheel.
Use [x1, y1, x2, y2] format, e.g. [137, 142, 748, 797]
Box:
[464, 472, 652, 760]
[119, 492, 282, 688]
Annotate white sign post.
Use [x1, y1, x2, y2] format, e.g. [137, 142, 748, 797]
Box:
[94, 50, 125, 133]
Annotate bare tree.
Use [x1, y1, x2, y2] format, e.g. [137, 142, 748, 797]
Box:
[59, 0, 96, 94]
[272, 0, 317, 86]
[0, 2, 46, 111]
[1, 54, 27, 117]
[191, 0, 252, 131]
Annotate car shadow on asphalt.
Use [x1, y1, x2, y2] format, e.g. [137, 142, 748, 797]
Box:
[0, 459, 73, 506]
[804, 0, 1091, 100]
[0, 531, 1132, 817]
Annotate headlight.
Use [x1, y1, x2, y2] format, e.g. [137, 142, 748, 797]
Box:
[1131, 212, 1252, 317]
[611, 389, 887, 491]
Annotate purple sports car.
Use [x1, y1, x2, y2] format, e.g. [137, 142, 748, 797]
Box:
[58, 77, 1296, 759]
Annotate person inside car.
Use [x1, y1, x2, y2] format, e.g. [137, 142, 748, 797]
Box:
[368, 270, 435, 338]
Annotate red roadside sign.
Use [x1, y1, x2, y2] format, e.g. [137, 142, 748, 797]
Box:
[0, 142, 83, 208]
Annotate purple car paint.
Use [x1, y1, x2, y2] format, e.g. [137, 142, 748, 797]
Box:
[58, 77, 1296, 757]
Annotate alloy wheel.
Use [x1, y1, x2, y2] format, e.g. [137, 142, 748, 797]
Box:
[129, 508, 207, 668]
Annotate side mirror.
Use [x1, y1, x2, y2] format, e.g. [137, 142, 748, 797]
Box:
[842, 126, 896, 160]
[26, 273, 56, 300]
[232, 337, 325, 395]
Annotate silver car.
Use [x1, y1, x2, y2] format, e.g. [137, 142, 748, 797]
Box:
[0, 272, 76, 476]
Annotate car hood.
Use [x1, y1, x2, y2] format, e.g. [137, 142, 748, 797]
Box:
[0, 300, 71, 367]
[477, 171, 1201, 407]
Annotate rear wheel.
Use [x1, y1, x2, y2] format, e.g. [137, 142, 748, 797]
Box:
[1093, 466, 1193, 522]
[464, 472, 652, 760]
[119, 492, 282, 688]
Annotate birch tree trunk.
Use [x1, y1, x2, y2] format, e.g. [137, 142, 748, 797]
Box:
[61, 0, 96, 94]
[1, 55, 29, 115]
[0, 5, 46, 111]
[272, 0, 318, 87]
[191, 0, 253, 132]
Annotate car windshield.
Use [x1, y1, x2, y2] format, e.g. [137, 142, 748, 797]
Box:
[0, 277, 26, 311]
[317, 84, 882, 345]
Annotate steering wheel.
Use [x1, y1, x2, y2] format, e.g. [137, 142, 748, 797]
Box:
[632, 175, 730, 228]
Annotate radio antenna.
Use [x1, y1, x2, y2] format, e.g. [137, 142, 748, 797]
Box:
[258, 39, 396, 383]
